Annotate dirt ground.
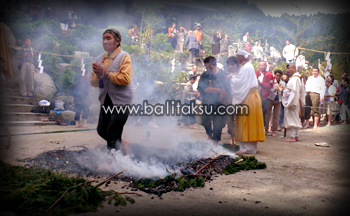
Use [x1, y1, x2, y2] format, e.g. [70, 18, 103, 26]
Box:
[1, 121, 350, 216]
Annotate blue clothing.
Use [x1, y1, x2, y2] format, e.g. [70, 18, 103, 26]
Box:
[325, 86, 330, 101]
[185, 34, 199, 51]
[51, 110, 64, 115]
[340, 85, 349, 106]
[279, 103, 284, 127]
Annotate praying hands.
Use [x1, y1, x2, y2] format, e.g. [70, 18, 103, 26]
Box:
[92, 62, 106, 77]
[205, 87, 221, 93]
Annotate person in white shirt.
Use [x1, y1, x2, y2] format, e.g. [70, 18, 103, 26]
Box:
[282, 63, 305, 142]
[283, 39, 298, 63]
[323, 78, 336, 127]
[270, 46, 282, 61]
[251, 41, 263, 61]
[187, 65, 198, 80]
[243, 32, 249, 42]
[304, 68, 326, 129]
[296, 51, 309, 69]
[187, 65, 199, 91]
[265, 70, 285, 137]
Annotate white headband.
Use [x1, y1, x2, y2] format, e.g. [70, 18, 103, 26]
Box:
[236, 49, 250, 59]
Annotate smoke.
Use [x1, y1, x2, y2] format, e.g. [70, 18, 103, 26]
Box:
[76, 133, 236, 178]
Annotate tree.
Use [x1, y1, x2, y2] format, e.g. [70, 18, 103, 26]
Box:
[133, 1, 165, 47]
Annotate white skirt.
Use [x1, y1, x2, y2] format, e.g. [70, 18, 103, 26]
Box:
[239, 141, 258, 154]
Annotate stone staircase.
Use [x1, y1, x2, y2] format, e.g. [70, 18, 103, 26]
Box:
[1, 75, 56, 126]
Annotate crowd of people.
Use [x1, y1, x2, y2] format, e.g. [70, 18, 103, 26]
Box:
[8, 10, 349, 156]
[178, 55, 349, 153]
[122, 22, 350, 155]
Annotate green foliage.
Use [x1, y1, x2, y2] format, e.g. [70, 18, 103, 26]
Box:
[41, 55, 63, 86]
[61, 68, 76, 90]
[112, 193, 127, 207]
[124, 44, 145, 56]
[125, 195, 136, 204]
[223, 156, 267, 174]
[176, 177, 190, 191]
[0, 161, 136, 216]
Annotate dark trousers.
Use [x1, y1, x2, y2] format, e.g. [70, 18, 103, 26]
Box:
[74, 103, 90, 120]
[227, 115, 235, 136]
[181, 99, 196, 125]
[305, 92, 312, 119]
[202, 115, 226, 142]
[262, 98, 268, 126]
[168, 37, 177, 49]
[279, 103, 284, 127]
[189, 48, 197, 64]
[97, 94, 129, 150]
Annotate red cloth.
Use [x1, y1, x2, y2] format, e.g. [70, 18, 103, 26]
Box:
[128, 28, 139, 37]
[245, 42, 252, 52]
[255, 70, 274, 100]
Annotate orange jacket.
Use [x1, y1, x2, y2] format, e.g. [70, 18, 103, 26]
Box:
[168, 27, 175, 38]
[193, 30, 203, 41]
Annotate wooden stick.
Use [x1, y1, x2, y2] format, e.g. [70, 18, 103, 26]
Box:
[195, 151, 227, 175]
[212, 151, 227, 159]
[182, 174, 208, 178]
[234, 159, 244, 164]
[94, 168, 131, 188]
[204, 167, 211, 181]
[43, 179, 96, 215]
[284, 128, 287, 137]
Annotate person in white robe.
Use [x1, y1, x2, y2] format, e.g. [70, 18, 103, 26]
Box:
[230, 49, 265, 154]
[282, 63, 305, 142]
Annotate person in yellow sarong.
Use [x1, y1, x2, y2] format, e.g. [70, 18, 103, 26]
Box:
[230, 49, 265, 154]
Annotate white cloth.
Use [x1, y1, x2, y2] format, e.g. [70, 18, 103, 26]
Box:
[324, 72, 330, 78]
[270, 47, 281, 58]
[243, 35, 249, 42]
[289, 127, 299, 138]
[283, 44, 298, 61]
[268, 79, 286, 102]
[282, 72, 305, 129]
[251, 45, 263, 58]
[193, 80, 198, 91]
[296, 55, 307, 68]
[305, 75, 326, 99]
[325, 85, 336, 101]
[257, 72, 264, 92]
[340, 104, 350, 121]
[236, 49, 250, 59]
[60, 23, 68, 31]
[39, 100, 50, 107]
[230, 61, 258, 105]
[239, 141, 257, 154]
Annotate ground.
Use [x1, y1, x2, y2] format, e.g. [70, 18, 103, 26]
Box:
[1, 121, 350, 216]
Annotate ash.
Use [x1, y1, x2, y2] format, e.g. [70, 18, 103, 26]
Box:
[23, 143, 236, 196]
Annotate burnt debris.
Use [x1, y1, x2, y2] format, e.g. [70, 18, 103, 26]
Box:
[22, 144, 266, 197]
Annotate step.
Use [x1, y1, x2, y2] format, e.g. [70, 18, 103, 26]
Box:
[5, 82, 20, 89]
[3, 104, 35, 112]
[2, 96, 34, 105]
[3, 88, 21, 96]
[9, 75, 21, 84]
[0, 121, 57, 127]
[4, 112, 47, 121]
